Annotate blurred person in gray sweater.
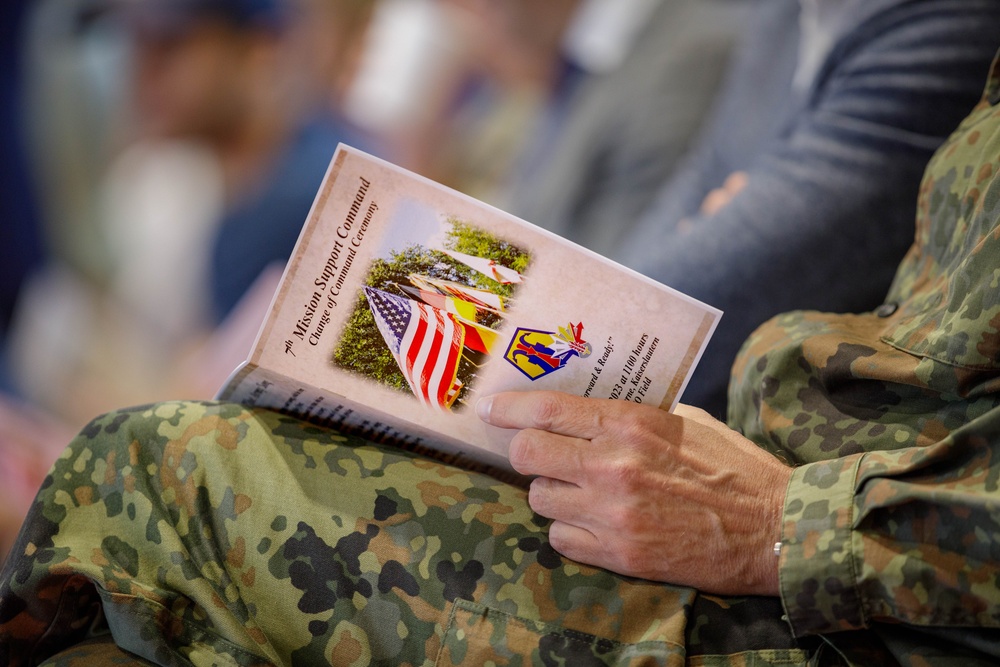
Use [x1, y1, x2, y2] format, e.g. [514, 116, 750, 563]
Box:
[611, 0, 1000, 418]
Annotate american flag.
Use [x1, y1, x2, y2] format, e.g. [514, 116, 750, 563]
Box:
[364, 287, 466, 410]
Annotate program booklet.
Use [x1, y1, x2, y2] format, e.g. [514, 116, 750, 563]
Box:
[218, 145, 721, 472]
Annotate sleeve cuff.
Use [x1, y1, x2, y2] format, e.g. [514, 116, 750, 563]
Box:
[778, 453, 868, 637]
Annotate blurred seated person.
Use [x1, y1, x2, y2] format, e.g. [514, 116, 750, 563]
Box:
[392, 0, 580, 201]
[581, 0, 998, 419]
[3, 52, 1000, 664]
[0, 0, 378, 565]
[411, 0, 747, 220]
[501, 0, 750, 257]
[7, 0, 379, 427]
[0, 0, 46, 379]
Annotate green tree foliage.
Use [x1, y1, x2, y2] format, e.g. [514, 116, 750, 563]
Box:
[332, 218, 531, 407]
[332, 245, 444, 393]
[443, 217, 530, 300]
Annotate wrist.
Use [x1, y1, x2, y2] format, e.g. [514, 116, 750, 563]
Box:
[757, 463, 792, 596]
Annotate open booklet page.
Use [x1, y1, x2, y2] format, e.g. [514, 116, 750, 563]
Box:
[218, 145, 721, 470]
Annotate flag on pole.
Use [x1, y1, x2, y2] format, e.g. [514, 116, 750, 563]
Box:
[396, 284, 479, 321]
[409, 274, 506, 313]
[407, 273, 448, 296]
[440, 249, 523, 284]
[364, 287, 465, 410]
[457, 316, 501, 354]
[394, 283, 500, 354]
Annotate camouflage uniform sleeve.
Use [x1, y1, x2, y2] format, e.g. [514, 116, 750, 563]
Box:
[779, 406, 1000, 637]
[733, 50, 1000, 642]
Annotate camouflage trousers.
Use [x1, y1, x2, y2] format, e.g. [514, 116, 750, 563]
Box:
[0, 401, 807, 666]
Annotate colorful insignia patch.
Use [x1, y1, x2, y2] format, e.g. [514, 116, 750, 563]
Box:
[504, 322, 592, 380]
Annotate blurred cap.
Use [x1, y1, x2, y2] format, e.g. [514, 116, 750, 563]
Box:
[115, 0, 291, 35]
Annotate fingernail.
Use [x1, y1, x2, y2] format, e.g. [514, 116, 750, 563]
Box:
[476, 395, 494, 423]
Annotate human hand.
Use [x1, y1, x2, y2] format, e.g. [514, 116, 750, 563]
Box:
[477, 391, 792, 596]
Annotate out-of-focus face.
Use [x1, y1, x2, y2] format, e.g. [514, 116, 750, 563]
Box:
[438, 0, 579, 82]
[130, 18, 254, 141]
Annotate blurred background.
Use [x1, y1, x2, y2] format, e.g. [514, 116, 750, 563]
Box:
[0, 0, 749, 562]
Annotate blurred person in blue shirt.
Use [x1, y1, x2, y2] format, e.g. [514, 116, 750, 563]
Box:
[0, 0, 380, 564]
[6, 0, 380, 439]
[0, 0, 46, 394]
[614, 0, 1000, 418]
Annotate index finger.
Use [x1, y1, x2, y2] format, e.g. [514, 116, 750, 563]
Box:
[476, 391, 611, 439]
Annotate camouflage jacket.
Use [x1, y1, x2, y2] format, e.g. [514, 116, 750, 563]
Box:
[730, 51, 1000, 663]
[3, 48, 1000, 667]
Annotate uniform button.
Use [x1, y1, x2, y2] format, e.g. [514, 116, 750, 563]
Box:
[876, 302, 898, 318]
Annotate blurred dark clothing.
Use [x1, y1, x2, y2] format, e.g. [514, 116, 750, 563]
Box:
[210, 114, 374, 321]
[1, 0, 46, 396]
[504, 0, 750, 258]
[617, 0, 1000, 418]
[1, 0, 45, 339]
[122, 0, 290, 34]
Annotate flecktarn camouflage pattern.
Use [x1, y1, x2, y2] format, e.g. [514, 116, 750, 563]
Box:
[0, 401, 802, 666]
[3, 49, 1000, 667]
[731, 51, 1000, 663]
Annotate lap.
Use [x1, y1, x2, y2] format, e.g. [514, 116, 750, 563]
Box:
[0, 401, 802, 666]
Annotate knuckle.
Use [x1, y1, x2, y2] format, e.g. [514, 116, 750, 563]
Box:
[591, 408, 614, 437]
[527, 477, 552, 515]
[617, 545, 653, 577]
[529, 394, 562, 431]
[508, 431, 535, 472]
[548, 528, 574, 558]
[616, 412, 655, 447]
[605, 457, 643, 490]
[606, 503, 636, 530]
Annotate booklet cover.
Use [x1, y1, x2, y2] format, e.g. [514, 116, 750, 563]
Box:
[218, 145, 721, 470]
